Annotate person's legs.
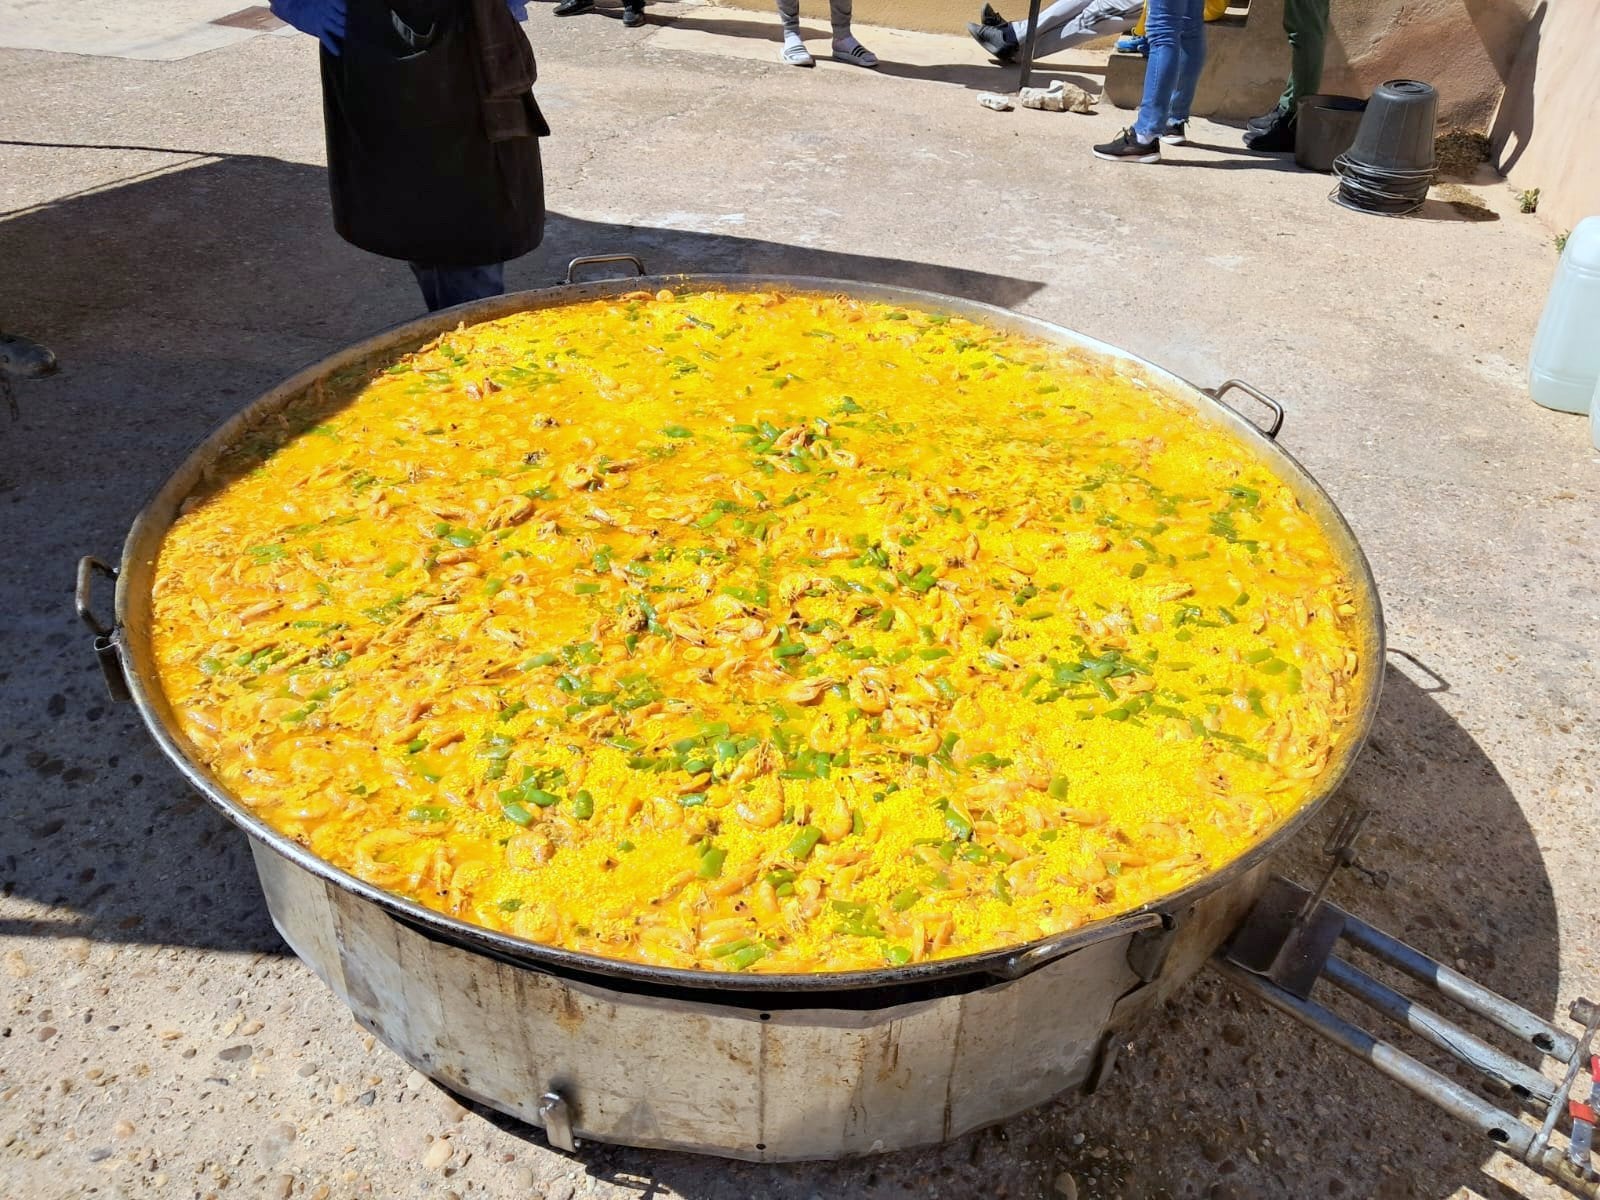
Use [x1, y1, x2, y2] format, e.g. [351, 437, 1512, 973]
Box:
[830, 0, 877, 65]
[1246, 0, 1324, 147]
[1008, 0, 1089, 42]
[1277, 0, 1328, 113]
[1164, 0, 1206, 125]
[776, 0, 816, 63]
[409, 263, 506, 313]
[1130, 0, 1181, 141]
[1018, 0, 1140, 58]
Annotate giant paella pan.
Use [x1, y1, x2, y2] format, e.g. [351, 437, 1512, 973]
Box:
[82, 255, 1392, 1160]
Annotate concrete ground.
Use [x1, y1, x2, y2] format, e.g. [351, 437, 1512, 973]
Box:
[2, 4, 1597, 1200]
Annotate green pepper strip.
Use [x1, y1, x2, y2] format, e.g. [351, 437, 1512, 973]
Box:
[786, 826, 823, 859]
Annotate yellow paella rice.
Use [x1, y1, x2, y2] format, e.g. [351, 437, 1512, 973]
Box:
[150, 289, 1367, 973]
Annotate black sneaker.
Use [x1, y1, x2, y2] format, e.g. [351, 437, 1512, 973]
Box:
[1243, 107, 1296, 151]
[621, 3, 645, 24]
[981, 3, 1007, 26]
[1159, 120, 1187, 145]
[967, 20, 1018, 62]
[1093, 128, 1160, 163]
[554, 0, 592, 14]
[1246, 106, 1284, 131]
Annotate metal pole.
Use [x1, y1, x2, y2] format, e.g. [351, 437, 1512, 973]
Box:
[1215, 959, 1600, 1198]
[1322, 956, 1559, 1108]
[1340, 913, 1579, 1062]
[1015, 0, 1043, 93]
[1214, 959, 1534, 1155]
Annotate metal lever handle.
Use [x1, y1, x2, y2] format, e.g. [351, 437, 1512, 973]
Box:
[565, 254, 646, 285]
[1206, 379, 1286, 440]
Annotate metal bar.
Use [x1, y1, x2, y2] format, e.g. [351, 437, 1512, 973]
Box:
[1015, 0, 1042, 93]
[1217, 959, 1600, 1198]
[1531, 1004, 1600, 1163]
[1216, 960, 1529, 1158]
[1340, 913, 1579, 1061]
[1215, 958, 1534, 1154]
[1322, 956, 1558, 1108]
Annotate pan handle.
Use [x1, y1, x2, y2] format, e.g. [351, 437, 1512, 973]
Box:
[77, 556, 131, 703]
[996, 909, 1166, 981]
[565, 254, 647, 285]
[1205, 379, 1285, 440]
[76, 555, 117, 636]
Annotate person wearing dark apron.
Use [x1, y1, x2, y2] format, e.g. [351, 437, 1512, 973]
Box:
[271, 0, 549, 311]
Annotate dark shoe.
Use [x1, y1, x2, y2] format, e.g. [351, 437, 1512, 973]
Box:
[621, 4, 645, 25]
[981, 3, 1007, 26]
[554, 0, 592, 14]
[1159, 120, 1186, 145]
[1243, 107, 1296, 151]
[1246, 105, 1286, 131]
[1093, 128, 1160, 163]
[967, 20, 1018, 62]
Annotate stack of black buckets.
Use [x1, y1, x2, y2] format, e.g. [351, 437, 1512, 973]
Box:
[1295, 80, 1439, 217]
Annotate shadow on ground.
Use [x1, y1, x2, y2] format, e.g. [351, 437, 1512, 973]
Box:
[0, 151, 1566, 1200]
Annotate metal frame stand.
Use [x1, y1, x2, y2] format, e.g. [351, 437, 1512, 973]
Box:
[1015, 0, 1043, 92]
[1214, 811, 1599, 1196]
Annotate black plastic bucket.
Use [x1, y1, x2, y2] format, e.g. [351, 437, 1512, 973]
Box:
[1347, 79, 1437, 173]
[1333, 79, 1438, 216]
[1295, 95, 1367, 173]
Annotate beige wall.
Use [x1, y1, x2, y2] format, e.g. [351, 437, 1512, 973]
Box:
[1318, 0, 1537, 130]
[1491, 1, 1600, 233]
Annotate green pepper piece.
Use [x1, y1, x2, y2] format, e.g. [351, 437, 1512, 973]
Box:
[726, 944, 768, 970]
[786, 825, 823, 859]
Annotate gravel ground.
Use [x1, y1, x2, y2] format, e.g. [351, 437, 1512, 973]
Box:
[2, 6, 1597, 1199]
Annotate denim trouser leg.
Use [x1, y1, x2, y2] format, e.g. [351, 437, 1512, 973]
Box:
[1133, 0, 1205, 141]
[1012, 0, 1141, 59]
[409, 262, 507, 313]
[1165, 0, 1207, 124]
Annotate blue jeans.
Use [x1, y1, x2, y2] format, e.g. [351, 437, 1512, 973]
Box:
[408, 262, 506, 313]
[1133, 0, 1205, 142]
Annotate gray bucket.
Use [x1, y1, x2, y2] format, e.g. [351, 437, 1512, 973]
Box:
[1295, 95, 1368, 173]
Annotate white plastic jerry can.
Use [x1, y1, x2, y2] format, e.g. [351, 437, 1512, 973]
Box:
[1529, 216, 1600, 415]
[1591, 371, 1600, 449]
